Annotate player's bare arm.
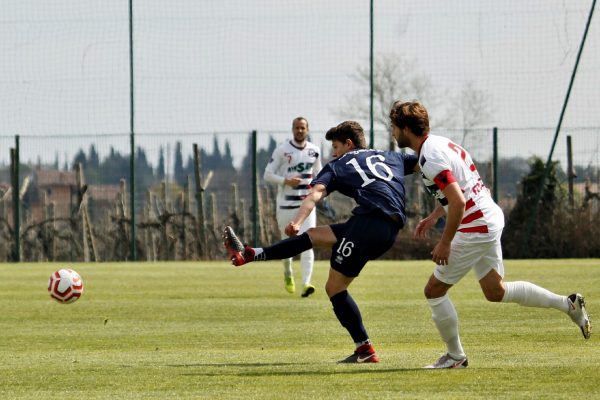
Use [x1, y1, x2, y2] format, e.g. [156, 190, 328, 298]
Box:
[284, 176, 303, 187]
[431, 182, 465, 265]
[264, 169, 301, 187]
[284, 184, 327, 236]
[414, 204, 445, 239]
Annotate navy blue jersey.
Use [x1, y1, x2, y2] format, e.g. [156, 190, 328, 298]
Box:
[311, 149, 417, 224]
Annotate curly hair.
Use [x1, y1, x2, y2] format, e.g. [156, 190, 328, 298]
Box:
[389, 101, 430, 137]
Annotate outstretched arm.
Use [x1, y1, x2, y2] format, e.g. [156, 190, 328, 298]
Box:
[414, 203, 446, 239]
[284, 183, 327, 236]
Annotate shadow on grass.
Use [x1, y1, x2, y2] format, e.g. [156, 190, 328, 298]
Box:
[167, 362, 424, 377]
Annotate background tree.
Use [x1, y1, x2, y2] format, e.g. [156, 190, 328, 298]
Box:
[88, 144, 100, 170]
[98, 147, 129, 183]
[447, 80, 494, 148]
[156, 146, 165, 180]
[173, 141, 185, 186]
[338, 52, 493, 150]
[502, 156, 565, 258]
[338, 53, 446, 150]
[72, 149, 87, 169]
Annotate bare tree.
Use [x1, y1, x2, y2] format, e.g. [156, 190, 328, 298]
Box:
[337, 53, 447, 150]
[448, 80, 493, 145]
[337, 53, 493, 150]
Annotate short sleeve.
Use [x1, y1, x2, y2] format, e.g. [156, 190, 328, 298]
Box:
[311, 163, 336, 193]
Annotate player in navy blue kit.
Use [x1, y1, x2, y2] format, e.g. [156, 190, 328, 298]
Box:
[224, 120, 418, 363]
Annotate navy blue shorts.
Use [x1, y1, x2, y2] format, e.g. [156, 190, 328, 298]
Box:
[329, 211, 402, 278]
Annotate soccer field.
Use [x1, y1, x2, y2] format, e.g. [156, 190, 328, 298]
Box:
[1, 259, 598, 399]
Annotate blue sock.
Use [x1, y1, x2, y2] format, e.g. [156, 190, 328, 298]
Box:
[330, 290, 368, 343]
[262, 233, 312, 260]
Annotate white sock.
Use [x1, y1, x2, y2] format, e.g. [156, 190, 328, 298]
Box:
[282, 258, 293, 278]
[428, 294, 465, 359]
[502, 281, 569, 312]
[253, 248, 265, 261]
[300, 249, 314, 285]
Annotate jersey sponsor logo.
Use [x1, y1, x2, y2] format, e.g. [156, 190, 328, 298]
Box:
[287, 162, 314, 173]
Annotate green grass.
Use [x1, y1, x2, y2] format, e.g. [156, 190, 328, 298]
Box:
[1, 259, 599, 399]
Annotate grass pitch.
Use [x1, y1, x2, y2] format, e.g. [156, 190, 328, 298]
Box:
[0, 259, 599, 399]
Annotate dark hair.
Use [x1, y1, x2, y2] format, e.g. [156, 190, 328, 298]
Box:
[389, 101, 430, 137]
[292, 116, 309, 129]
[325, 121, 367, 149]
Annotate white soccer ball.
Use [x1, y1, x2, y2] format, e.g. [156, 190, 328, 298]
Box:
[48, 269, 84, 304]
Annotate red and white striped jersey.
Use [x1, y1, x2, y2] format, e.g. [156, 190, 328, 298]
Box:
[418, 134, 504, 233]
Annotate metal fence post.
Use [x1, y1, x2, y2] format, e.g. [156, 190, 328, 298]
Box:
[252, 130, 258, 247]
[493, 127, 498, 203]
[10, 135, 20, 262]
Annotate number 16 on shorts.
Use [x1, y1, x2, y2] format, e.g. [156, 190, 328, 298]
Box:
[335, 237, 354, 264]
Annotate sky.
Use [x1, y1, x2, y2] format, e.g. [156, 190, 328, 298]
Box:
[0, 0, 598, 168]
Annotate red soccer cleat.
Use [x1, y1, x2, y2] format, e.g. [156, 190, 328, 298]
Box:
[223, 226, 255, 266]
[338, 343, 380, 363]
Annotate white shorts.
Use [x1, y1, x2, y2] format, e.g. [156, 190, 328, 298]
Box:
[433, 229, 504, 285]
[276, 207, 317, 239]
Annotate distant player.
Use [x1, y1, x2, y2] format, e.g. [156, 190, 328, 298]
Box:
[389, 100, 591, 369]
[225, 120, 417, 363]
[264, 117, 322, 297]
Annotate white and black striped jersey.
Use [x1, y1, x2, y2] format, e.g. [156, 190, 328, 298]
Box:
[264, 140, 322, 210]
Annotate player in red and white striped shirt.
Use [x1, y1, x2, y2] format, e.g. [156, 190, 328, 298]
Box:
[390, 101, 591, 369]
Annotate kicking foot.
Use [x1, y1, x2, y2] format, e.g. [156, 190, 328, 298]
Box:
[223, 226, 255, 266]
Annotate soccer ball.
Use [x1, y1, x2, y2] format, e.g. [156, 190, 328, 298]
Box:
[48, 269, 84, 304]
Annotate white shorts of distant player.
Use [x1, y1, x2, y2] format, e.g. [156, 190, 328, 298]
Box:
[276, 206, 316, 286]
[276, 207, 317, 239]
[433, 229, 505, 285]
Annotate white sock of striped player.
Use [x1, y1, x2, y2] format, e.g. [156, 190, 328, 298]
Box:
[428, 294, 466, 359]
[283, 257, 293, 278]
[502, 281, 569, 312]
[300, 249, 314, 285]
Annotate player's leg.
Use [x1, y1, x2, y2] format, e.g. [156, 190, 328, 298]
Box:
[423, 236, 474, 369]
[277, 208, 296, 293]
[475, 231, 591, 339]
[223, 225, 336, 266]
[299, 209, 317, 297]
[282, 258, 295, 294]
[326, 268, 378, 363]
[423, 275, 467, 368]
[329, 213, 399, 363]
